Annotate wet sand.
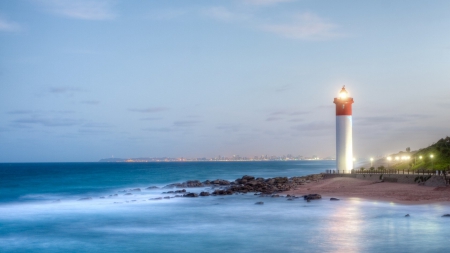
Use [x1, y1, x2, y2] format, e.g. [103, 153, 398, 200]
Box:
[283, 177, 450, 204]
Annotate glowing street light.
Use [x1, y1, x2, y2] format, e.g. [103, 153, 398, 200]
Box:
[370, 157, 374, 167]
[387, 156, 392, 169]
[430, 154, 434, 169]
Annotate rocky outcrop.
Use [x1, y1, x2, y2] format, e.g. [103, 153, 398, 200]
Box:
[184, 193, 199, 197]
[304, 194, 322, 201]
[161, 174, 324, 196]
[199, 192, 210, 196]
[330, 198, 340, 201]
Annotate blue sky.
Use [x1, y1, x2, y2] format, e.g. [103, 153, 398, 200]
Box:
[1, 0, 449, 162]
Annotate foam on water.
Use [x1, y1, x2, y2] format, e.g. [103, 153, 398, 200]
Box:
[1, 162, 449, 252]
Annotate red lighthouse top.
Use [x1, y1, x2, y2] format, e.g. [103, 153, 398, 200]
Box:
[333, 86, 354, 116]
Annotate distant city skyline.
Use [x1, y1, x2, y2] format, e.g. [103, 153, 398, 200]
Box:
[1, 0, 449, 162]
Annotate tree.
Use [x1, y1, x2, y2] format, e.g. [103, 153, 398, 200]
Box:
[406, 147, 411, 152]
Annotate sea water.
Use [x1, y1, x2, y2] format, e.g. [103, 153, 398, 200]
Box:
[0, 162, 449, 253]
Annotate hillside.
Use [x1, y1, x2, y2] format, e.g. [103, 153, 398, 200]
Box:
[361, 137, 450, 171]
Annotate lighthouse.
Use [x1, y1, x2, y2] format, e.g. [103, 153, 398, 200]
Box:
[334, 86, 354, 173]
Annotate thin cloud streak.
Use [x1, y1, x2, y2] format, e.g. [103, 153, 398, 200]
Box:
[37, 0, 116, 20]
[128, 107, 169, 113]
[0, 17, 20, 31]
[261, 12, 343, 40]
[243, 0, 295, 6]
[49, 87, 83, 93]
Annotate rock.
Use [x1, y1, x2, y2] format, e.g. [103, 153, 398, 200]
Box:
[255, 201, 264, 205]
[146, 186, 159, 189]
[442, 214, 450, 217]
[150, 197, 162, 200]
[163, 196, 170, 199]
[186, 180, 203, 187]
[78, 197, 92, 201]
[124, 193, 133, 195]
[405, 214, 410, 217]
[99, 197, 105, 199]
[199, 192, 210, 196]
[287, 198, 294, 201]
[174, 189, 186, 193]
[304, 194, 321, 200]
[330, 198, 340, 201]
[130, 188, 141, 191]
[183, 193, 199, 197]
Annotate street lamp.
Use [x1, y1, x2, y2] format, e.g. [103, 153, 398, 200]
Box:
[387, 156, 392, 169]
[370, 157, 374, 167]
[430, 154, 434, 170]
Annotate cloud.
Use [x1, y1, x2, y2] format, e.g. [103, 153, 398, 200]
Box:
[173, 120, 201, 127]
[38, 0, 116, 20]
[262, 12, 342, 40]
[140, 117, 163, 121]
[81, 100, 100, 105]
[266, 117, 282, 121]
[291, 121, 333, 132]
[128, 107, 169, 113]
[243, 0, 295, 6]
[275, 84, 292, 92]
[354, 114, 432, 127]
[201, 6, 248, 22]
[0, 17, 20, 32]
[49, 86, 83, 93]
[147, 9, 187, 20]
[216, 124, 241, 132]
[13, 117, 82, 127]
[7, 110, 35, 114]
[143, 127, 175, 132]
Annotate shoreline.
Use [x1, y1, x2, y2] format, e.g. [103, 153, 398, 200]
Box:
[282, 176, 450, 205]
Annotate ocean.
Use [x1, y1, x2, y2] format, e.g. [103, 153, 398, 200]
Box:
[1, 161, 449, 253]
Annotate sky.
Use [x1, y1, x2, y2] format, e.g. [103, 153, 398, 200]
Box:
[1, 0, 449, 162]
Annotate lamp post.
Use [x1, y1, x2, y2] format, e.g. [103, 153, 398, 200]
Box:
[370, 158, 374, 168]
[387, 156, 392, 169]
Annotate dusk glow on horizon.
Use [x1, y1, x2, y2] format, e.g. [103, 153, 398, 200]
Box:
[1, 0, 449, 162]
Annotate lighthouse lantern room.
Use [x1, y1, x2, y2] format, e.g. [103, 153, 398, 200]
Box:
[334, 86, 354, 173]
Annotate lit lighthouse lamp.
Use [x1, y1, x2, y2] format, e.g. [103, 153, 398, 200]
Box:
[333, 86, 354, 173]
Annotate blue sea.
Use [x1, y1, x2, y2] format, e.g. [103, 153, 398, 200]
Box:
[1, 161, 449, 253]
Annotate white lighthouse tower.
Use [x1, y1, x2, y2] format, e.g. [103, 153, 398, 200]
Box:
[334, 86, 354, 173]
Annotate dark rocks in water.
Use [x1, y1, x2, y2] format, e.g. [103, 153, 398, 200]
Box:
[130, 188, 141, 192]
[255, 201, 264, 205]
[174, 195, 183, 197]
[271, 194, 280, 198]
[150, 197, 162, 200]
[405, 214, 410, 217]
[99, 197, 105, 199]
[124, 193, 133, 195]
[304, 194, 321, 201]
[186, 180, 203, 187]
[174, 189, 186, 193]
[184, 193, 199, 197]
[212, 189, 233, 195]
[163, 196, 170, 199]
[330, 198, 340, 201]
[113, 194, 118, 196]
[211, 179, 230, 185]
[146, 186, 159, 189]
[199, 192, 210, 196]
[287, 198, 294, 201]
[78, 197, 92, 201]
[442, 214, 450, 217]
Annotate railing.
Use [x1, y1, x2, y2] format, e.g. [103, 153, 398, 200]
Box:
[325, 169, 450, 185]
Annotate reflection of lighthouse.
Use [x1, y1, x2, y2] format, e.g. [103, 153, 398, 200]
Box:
[334, 86, 354, 173]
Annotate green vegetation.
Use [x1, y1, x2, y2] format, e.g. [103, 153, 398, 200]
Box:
[392, 137, 450, 171]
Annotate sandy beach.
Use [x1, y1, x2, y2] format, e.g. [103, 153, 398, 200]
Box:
[283, 177, 450, 204]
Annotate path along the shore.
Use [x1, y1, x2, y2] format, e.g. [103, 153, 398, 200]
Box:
[283, 177, 450, 204]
